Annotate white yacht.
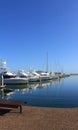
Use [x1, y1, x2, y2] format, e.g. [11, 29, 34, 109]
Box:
[0, 60, 28, 84]
[28, 72, 40, 82]
[4, 77, 28, 84]
[17, 69, 28, 78]
[17, 69, 40, 82]
[31, 70, 52, 81]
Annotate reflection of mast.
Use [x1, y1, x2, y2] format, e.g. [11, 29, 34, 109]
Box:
[46, 52, 48, 72]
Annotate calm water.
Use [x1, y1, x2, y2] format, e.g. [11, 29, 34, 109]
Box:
[1, 76, 78, 108]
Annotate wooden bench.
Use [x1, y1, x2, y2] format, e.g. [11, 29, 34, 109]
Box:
[0, 99, 26, 113]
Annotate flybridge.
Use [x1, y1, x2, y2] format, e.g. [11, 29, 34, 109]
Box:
[0, 60, 8, 72]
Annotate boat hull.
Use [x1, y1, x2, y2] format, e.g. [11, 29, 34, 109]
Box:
[0, 77, 28, 85]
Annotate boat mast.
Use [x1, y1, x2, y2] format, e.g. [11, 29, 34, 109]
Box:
[46, 52, 48, 72]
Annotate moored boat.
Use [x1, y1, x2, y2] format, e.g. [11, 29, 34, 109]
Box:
[0, 60, 28, 85]
[4, 77, 28, 85]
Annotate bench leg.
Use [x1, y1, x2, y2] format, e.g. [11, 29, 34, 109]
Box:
[19, 105, 22, 113]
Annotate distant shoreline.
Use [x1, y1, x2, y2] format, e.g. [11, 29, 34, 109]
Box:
[70, 74, 78, 76]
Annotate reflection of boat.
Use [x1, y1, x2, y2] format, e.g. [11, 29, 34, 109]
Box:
[0, 88, 14, 99]
[37, 82, 51, 88]
[4, 88, 13, 93]
[5, 79, 62, 99]
[6, 84, 28, 89]
[28, 84, 39, 90]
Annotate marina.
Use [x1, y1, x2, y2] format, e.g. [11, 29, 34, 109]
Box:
[0, 1, 78, 129]
[0, 60, 69, 85]
[0, 60, 77, 108]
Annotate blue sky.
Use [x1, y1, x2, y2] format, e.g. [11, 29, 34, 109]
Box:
[0, 0, 78, 73]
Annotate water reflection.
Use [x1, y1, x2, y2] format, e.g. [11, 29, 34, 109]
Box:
[1, 76, 78, 108]
[4, 79, 60, 98]
[6, 81, 53, 93]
